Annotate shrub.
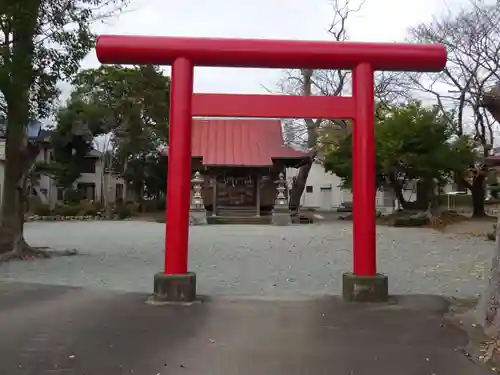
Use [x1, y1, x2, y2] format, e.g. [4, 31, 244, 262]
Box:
[115, 202, 132, 219]
[111, 199, 135, 219]
[126, 201, 140, 215]
[393, 216, 429, 227]
[64, 188, 85, 204]
[139, 199, 156, 213]
[31, 201, 52, 216]
[156, 197, 166, 211]
[139, 198, 165, 213]
[93, 200, 103, 212]
[77, 199, 100, 216]
[53, 204, 81, 217]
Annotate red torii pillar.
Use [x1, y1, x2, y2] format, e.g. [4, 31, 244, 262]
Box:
[96, 35, 446, 303]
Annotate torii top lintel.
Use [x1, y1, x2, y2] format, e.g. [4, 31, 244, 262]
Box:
[96, 35, 447, 72]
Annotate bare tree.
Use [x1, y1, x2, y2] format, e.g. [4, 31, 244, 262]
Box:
[279, 0, 362, 211]
[403, 0, 500, 217]
[278, 0, 407, 211]
[414, 0, 500, 351]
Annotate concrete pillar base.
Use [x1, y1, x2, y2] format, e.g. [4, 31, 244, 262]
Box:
[342, 272, 389, 302]
[272, 206, 291, 226]
[153, 272, 197, 302]
[189, 208, 207, 225]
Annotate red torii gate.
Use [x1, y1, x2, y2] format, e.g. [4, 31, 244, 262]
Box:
[96, 35, 447, 303]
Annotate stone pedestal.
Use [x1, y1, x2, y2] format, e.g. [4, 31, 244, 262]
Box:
[190, 207, 207, 225]
[189, 171, 207, 225]
[272, 207, 292, 226]
[342, 272, 389, 302]
[152, 272, 197, 303]
[272, 172, 291, 226]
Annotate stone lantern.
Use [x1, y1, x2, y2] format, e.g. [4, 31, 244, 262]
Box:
[190, 171, 207, 224]
[272, 172, 291, 225]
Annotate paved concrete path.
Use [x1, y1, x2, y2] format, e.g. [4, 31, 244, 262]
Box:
[0, 221, 493, 298]
[0, 282, 492, 375]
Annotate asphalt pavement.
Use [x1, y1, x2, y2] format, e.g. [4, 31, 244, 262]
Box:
[0, 281, 493, 375]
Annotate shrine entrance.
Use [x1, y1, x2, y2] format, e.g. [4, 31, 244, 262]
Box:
[216, 175, 255, 207]
[95, 35, 447, 303]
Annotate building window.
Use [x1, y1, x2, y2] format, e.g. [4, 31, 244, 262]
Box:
[305, 186, 313, 193]
[116, 183, 123, 200]
[57, 187, 64, 201]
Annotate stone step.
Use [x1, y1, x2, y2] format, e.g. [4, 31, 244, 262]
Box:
[215, 210, 259, 217]
[214, 206, 272, 217]
[207, 216, 272, 225]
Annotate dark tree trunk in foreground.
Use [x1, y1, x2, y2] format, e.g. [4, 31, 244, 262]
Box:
[0, 1, 47, 260]
[0, 116, 34, 257]
[470, 82, 500, 341]
[473, 217, 500, 339]
[0, 102, 45, 260]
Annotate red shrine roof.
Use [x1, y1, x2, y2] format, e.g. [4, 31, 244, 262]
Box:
[161, 119, 307, 167]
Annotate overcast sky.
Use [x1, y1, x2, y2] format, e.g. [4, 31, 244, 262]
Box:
[83, 0, 466, 96]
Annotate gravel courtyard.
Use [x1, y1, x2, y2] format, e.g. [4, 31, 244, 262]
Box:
[0, 221, 494, 298]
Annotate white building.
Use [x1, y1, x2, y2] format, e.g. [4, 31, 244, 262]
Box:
[286, 161, 352, 210]
[286, 159, 479, 213]
[286, 160, 397, 212]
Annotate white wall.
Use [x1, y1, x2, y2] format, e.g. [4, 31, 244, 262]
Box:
[286, 162, 405, 212]
[286, 162, 353, 210]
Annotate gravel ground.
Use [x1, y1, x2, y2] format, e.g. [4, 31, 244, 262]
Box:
[0, 221, 494, 298]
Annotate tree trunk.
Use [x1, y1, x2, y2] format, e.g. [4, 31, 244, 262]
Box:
[288, 69, 318, 213]
[288, 159, 313, 212]
[0, 0, 47, 260]
[401, 180, 435, 211]
[389, 177, 436, 211]
[0, 129, 50, 260]
[389, 178, 408, 209]
[415, 180, 433, 210]
[0, 118, 29, 256]
[471, 175, 486, 217]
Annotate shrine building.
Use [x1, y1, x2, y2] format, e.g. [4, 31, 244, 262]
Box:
[161, 119, 308, 223]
